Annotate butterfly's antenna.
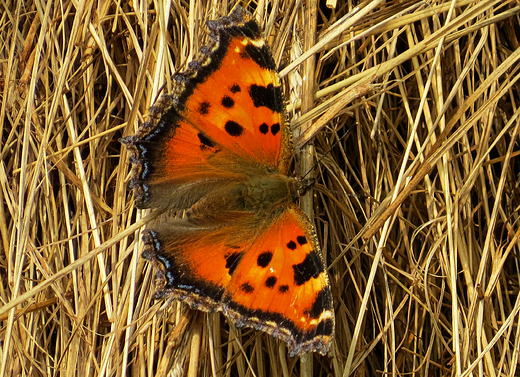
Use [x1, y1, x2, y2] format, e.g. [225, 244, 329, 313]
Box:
[300, 129, 351, 180]
[299, 129, 351, 196]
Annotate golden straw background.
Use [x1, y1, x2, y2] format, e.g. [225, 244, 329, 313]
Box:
[2, 0, 520, 376]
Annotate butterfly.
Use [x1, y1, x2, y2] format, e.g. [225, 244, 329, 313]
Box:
[122, 6, 334, 357]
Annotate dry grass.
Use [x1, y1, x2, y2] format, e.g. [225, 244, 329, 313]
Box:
[2, 0, 520, 376]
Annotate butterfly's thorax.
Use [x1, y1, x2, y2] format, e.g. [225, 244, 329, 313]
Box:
[230, 174, 299, 212]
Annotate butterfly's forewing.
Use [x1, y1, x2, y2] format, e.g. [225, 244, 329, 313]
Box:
[122, 7, 291, 209]
[177, 8, 292, 173]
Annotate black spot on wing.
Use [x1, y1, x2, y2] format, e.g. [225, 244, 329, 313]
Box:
[230, 84, 241, 93]
[297, 236, 307, 245]
[265, 276, 277, 288]
[221, 96, 234, 109]
[241, 283, 254, 293]
[198, 101, 210, 115]
[242, 43, 276, 70]
[287, 240, 297, 250]
[257, 251, 273, 268]
[293, 252, 324, 286]
[225, 121, 244, 136]
[259, 123, 269, 134]
[225, 252, 243, 276]
[198, 133, 215, 150]
[308, 288, 333, 318]
[248, 84, 284, 113]
[278, 285, 289, 293]
[271, 123, 280, 135]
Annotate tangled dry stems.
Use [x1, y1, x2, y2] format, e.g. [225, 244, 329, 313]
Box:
[1, 0, 519, 376]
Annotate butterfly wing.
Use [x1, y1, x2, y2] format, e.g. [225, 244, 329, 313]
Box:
[224, 205, 334, 356]
[143, 204, 334, 356]
[122, 7, 291, 209]
[123, 101, 242, 209]
[179, 8, 291, 173]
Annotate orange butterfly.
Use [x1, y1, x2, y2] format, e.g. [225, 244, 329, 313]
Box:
[123, 6, 334, 356]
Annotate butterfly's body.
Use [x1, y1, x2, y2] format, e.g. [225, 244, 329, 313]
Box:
[123, 6, 334, 356]
[224, 173, 298, 211]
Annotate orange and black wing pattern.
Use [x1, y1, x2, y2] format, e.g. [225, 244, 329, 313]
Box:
[123, 6, 334, 357]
